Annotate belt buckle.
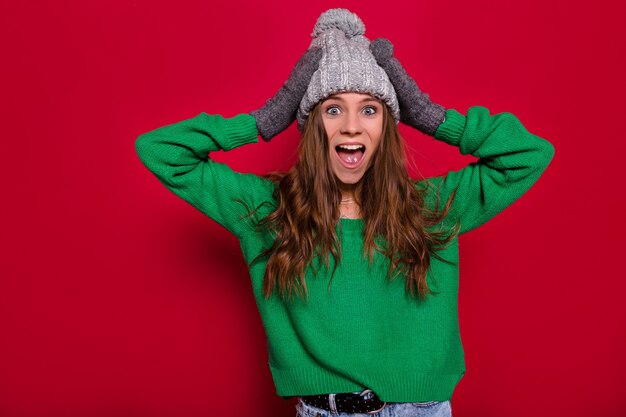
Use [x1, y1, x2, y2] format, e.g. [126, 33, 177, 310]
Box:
[359, 389, 387, 414]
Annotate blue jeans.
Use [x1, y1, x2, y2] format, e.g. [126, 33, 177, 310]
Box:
[296, 399, 452, 417]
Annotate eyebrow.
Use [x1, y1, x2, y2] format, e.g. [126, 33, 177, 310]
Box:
[325, 94, 381, 104]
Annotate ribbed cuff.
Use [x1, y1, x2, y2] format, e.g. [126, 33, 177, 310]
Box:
[219, 113, 259, 151]
[434, 109, 466, 147]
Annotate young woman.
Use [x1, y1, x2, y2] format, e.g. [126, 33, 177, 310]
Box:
[135, 8, 554, 417]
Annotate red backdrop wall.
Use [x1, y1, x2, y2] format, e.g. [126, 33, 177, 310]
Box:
[1, 1, 625, 416]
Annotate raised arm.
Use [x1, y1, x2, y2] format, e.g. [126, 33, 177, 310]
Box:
[135, 113, 273, 238]
[428, 106, 554, 235]
[371, 38, 555, 235]
[135, 47, 322, 238]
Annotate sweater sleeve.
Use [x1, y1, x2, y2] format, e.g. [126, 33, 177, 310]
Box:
[134, 113, 275, 239]
[424, 106, 555, 235]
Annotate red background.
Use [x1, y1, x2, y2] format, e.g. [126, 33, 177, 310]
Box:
[1, 0, 625, 416]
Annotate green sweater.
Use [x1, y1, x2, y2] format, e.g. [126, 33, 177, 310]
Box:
[135, 106, 554, 402]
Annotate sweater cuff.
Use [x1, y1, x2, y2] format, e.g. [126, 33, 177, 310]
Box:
[219, 113, 260, 151]
[434, 109, 466, 147]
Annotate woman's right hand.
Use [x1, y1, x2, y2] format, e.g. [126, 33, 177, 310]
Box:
[250, 47, 323, 141]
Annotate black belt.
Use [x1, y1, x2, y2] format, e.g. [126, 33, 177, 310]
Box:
[300, 389, 386, 414]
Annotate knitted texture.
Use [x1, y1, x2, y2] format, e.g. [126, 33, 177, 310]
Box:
[297, 8, 399, 129]
[370, 38, 446, 136]
[135, 107, 554, 401]
[251, 47, 323, 141]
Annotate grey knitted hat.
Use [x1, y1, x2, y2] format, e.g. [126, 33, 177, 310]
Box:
[297, 8, 400, 129]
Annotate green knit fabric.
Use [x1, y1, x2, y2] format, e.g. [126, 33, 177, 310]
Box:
[135, 107, 554, 402]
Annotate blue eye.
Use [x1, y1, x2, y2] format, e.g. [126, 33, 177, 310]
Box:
[326, 106, 341, 116]
[363, 106, 377, 116]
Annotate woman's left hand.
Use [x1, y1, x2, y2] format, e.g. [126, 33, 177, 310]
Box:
[370, 38, 446, 136]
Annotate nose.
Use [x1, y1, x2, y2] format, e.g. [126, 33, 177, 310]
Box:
[340, 110, 362, 135]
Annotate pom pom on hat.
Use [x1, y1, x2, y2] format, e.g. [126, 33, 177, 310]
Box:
[312, 8, 365, 39]
[297, 8, 400, 129]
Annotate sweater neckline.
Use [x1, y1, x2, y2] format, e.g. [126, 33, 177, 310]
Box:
[337, 217, 364, 232]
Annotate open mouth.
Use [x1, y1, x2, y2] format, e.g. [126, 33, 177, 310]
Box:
[335, 144, 366, 168]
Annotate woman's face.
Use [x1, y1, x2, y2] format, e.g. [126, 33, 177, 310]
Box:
[320, 92, 384, 187]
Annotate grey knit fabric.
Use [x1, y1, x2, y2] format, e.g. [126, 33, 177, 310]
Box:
[370, 38, 446, 136]
[251, 47, 322, 141]
[297, 9, 399, 129]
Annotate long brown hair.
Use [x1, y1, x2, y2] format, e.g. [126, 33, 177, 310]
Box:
[245, 102, 460, 301]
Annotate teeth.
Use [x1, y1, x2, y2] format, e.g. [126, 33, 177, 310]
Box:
[337, 144, 364, 150]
